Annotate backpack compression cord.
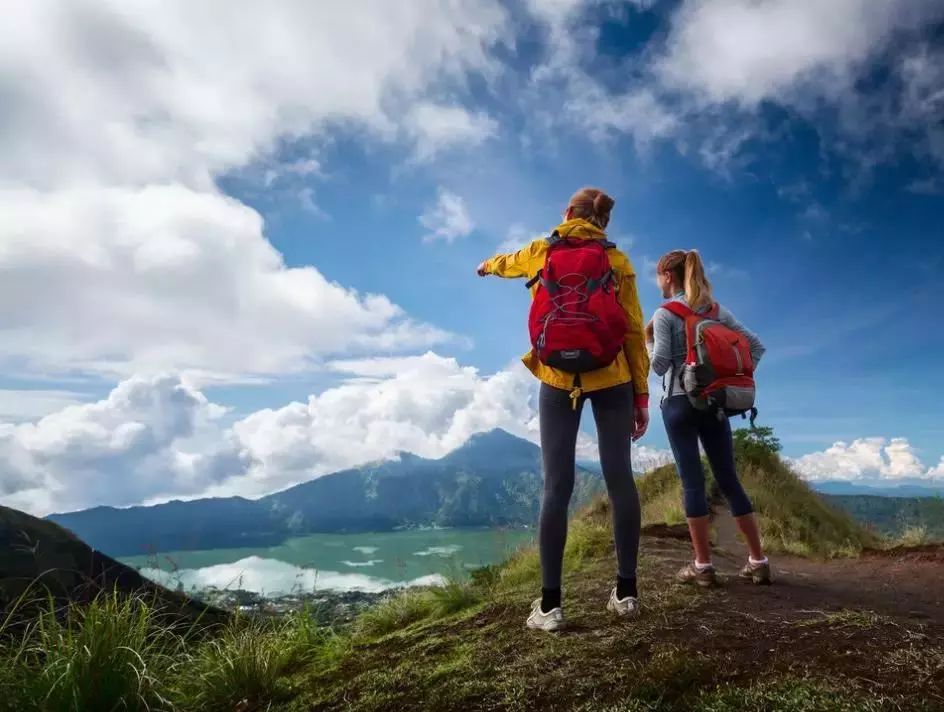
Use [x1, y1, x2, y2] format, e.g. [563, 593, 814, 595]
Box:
[527, 232, 629, 407]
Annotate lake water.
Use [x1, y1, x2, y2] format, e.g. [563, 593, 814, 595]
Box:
[121, 528, 534, 596]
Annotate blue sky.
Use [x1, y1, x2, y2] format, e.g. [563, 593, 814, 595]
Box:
[1, 0, 943, 514]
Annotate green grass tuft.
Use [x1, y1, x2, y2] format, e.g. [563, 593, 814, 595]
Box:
[696, 678, 900, 712]
[21, 592, 180, 712]
[175, 616, 296, 711]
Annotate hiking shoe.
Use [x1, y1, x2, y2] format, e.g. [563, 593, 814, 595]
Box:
[739, 559, 772, 585]
[676, 562, 718, 587]
[526, 598, 564, 632]
[606, 588, 640, 619]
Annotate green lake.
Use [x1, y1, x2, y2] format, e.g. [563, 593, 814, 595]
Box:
[121, 528, 534, 595]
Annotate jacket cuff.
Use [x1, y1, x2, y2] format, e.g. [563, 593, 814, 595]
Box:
[634, 392, 649, 409]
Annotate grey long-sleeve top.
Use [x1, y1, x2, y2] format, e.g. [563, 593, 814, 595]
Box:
[647, 293, 765, 399]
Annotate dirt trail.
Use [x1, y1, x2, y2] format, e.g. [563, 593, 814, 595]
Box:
[707, 510, 944, 621]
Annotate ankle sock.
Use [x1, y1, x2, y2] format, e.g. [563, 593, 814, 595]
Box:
[541, 587, 561, 613]
[749, 556, 768, 566]
[694, 560, 713, 572]
[616, 575, 637, 600]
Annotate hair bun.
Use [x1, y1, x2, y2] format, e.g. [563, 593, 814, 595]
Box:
[592, 192, 615, 215]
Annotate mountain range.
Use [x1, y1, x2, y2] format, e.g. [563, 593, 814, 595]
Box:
[46, 429, 944, 558]
[810, 480, 944, 498]
[48, 429, 604, 557]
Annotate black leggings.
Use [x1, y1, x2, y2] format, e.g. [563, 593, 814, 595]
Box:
[538, 382, 641, 589]
[661, 395, 754, 518]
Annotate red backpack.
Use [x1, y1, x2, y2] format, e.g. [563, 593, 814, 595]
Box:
[662, 302, 757, 423]
[526, 232, 628, 375]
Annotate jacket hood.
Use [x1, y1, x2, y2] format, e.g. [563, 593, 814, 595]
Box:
[552, 218, 607, 240]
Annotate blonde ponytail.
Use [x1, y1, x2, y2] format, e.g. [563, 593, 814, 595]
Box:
[657, 249, 714, 309]
[683, 250, 713, 309]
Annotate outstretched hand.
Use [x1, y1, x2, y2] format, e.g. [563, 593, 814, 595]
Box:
[476, 261, 488, 277]
[632, 406, 649, 441]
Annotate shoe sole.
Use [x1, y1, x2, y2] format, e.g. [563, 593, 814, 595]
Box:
[606, 600, 640, 618]
[526, 619, 564, 632]
[677, 576, 718, 587]
[739, 572, 772, 585]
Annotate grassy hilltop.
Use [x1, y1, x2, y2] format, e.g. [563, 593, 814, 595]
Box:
[1, 432, 942, 711]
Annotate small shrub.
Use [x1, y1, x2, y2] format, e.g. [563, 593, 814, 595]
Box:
[176, 617, 292, 712]
[26, 592, 179, 712]
[638, 464, 687, 527]
[896, 525, 930, 547]
[354, 589, 439, 639]
[428, 579, 482, 616]
[496, 548, 542, 591]
[281, 604, 349, 669]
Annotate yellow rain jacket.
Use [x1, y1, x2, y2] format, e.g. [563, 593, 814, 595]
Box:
[482, 218, 650, 408]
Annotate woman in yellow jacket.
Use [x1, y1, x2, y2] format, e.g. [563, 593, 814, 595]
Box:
[477, 187, 650, 631]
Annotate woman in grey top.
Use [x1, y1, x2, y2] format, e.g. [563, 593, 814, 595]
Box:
[646, 249, 771, 586]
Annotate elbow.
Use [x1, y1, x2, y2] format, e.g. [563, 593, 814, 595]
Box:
[651, 358, 670, 377]
[752, 346, 766, 367]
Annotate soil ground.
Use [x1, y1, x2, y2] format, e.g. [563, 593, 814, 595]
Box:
[302, 514, 944, 711]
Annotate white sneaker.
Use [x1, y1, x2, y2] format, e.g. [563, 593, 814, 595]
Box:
[606, 588, 640, 618]
[526, 598, 564, 632]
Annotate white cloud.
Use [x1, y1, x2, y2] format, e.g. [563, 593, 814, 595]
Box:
[928, 457, 944, 478]
[0, 355, 676, 515]
[419, 189, 474, 243]
[657, 0, 915, 106]
[0, 1, 510, 379]
[0, 375, 248, 516]
[139, 555, 444, 595]
[789, 437, 936, 482]
[525, 0, 944, 173]
[1, 1, 510, 189]
[0, 185, 453, 379]
[406, 103, 498, 163]
[495, 224, 543, 254]
[0, 389, 85, 421]
[229, 353, 539, 496]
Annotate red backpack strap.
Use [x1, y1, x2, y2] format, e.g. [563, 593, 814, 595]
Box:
[661, 302, 695, 319]
[661, 301, 704, 363]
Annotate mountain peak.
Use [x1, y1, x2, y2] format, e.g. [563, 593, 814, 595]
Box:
[442, 429, 540, 470]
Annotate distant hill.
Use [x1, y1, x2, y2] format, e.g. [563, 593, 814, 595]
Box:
[49, 429, 604, 557]
[0, 504, 225, 627]
[823, 494, 944, 540]
[812, 480, 944, 497]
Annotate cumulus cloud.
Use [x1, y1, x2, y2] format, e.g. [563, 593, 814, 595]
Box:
[0, 186, 452, 379]
[228, 353, 539, 496]
[406, 103, 498, 163]
[419, 189, 475, 243]
[789, 437, 937, 482]
[0, 375, 248, 516]
[1, 355, 675, 515]
[656, 0, 922, 105]
[0, 1, 510, 379]
[526, 0, 944, 173]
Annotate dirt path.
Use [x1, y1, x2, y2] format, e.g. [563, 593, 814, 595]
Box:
[707, 510, 944, 621]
